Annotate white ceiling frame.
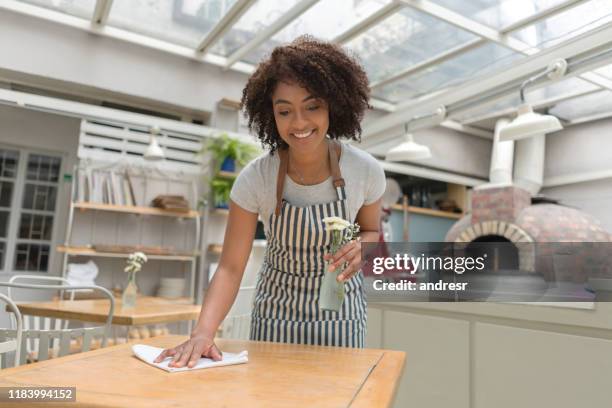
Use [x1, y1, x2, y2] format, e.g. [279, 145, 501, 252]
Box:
[461, 87, 601, 126]
[363, 22, 612, 141]
[439, 120, 493, 139]
[371, 0, 588, 90]
[91, 0, 112, 26]
[332, 0, 404, 44]
[195, 0, 255, 54]
[400, 0, 612, 93]
[224, 0, 319, 69]
[566, 110, 612, 127]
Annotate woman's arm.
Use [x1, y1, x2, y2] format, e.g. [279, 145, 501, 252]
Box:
[193, 199, 259, 337]
[154, 199, 258, 367]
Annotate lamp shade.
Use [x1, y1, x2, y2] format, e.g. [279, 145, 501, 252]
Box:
[385, 133, 432, 161]
[498, 104, 562, 142]
[144, 134, 164, 161]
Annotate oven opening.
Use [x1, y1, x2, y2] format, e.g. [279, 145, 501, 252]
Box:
[466, 235, 519, 272]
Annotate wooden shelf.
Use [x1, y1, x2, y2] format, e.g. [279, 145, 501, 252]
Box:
[390, 204, 463, 220]
[217, 171, 239, 179]
[208, 244, 222, 255]
[73, 202, 199, 218]
[57, 246, 198, 261]
[208, 240, 266, 255]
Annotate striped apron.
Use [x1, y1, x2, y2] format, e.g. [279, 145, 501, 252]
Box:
[250, 140, 367, 348]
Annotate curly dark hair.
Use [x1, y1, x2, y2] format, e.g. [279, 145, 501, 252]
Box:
[240, 35, 371, 153]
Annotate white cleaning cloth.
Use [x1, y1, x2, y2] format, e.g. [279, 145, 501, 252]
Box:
[132, 344, 248, 373]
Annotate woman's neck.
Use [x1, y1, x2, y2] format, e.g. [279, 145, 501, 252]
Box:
[287, 139, 331, 185]
[288, 139, 329, 169]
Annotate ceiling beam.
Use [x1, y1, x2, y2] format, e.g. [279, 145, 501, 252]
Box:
[378, 160, 486, 187]
[195, 0, 255, 54]
[332, 1, 404, 44]
[224, 0, 319, 69]
[440, 120, 492, 139]
[91, 0, 112, 26]
[461, 88, 601, 126]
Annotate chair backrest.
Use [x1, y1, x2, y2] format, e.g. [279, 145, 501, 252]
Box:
[0, 293, 22, 369]
[0, 282, 114, 365]
[8, 275, 75, 335]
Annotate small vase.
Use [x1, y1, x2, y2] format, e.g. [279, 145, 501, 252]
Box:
[319, 262, 345, 312]
[122, 272, 138, 309]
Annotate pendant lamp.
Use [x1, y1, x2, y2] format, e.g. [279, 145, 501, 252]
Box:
[498, 59, 566, 142]
[144, 125, 164, 161]
[385, 132, 432, 161]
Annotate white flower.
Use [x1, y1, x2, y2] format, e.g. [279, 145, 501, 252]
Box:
[323, 216, 351, 231]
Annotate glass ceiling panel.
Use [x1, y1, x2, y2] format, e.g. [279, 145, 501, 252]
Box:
[432, 0, 567, 30]
[510, 0, 612, 48]
[107, 0, 238, 48]
[372, 43, 520, 104]
[345, 7, 477, 83]
[242, 0, 393, 65]
[209, 0, 301, 57]
[549, 90, 612, 120]
[18, 0, 96, 20]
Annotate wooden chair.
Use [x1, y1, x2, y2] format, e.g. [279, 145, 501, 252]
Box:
[0, 293, 23, 369]
[0, 282, 114, 365]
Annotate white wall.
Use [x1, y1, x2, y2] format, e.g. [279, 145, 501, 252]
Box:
[542, 118, 612, 232]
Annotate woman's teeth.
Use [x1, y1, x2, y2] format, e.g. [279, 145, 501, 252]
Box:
[293, 130, 314, 139]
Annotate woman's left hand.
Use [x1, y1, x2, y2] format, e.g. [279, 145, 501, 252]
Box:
[324, 237, 362, 282]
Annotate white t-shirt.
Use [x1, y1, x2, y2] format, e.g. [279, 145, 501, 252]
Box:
[230, 141, 386, 237]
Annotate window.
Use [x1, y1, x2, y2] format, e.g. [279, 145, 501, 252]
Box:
[0, 147, 62, 273]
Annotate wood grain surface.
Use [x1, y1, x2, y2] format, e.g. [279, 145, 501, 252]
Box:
[0, 335, 405, 408]
[9, 296, 201, 326]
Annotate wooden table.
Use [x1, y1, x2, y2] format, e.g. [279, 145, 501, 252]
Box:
[0, 335, 405, 407]
[10, 296, 201, 326]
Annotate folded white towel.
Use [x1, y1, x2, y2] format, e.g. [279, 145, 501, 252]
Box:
[132, 344, 248, 373]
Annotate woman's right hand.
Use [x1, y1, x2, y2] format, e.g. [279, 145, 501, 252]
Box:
[153, 333, 222, 368]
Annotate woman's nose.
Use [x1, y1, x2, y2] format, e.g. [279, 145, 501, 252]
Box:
[291, 110, 309, 129]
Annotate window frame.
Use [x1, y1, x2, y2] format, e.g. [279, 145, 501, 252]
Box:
[1, 144, 64, 274]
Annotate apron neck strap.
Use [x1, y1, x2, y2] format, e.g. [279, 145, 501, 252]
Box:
[275, 139, 344, 216]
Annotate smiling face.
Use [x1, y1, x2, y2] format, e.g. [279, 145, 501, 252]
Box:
[272, 81, 330, 154]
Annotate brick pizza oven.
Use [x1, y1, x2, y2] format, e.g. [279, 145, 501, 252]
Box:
[445, 185, 611, 282]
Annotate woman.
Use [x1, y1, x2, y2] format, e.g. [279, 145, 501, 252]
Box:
[155, 36, 385, 368]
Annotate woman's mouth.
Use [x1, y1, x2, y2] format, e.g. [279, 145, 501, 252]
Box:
[291, 129, 315, 139]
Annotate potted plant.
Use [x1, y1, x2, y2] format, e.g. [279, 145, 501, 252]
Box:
[202, 133, 259, 173]
[210, 177, 233, 209]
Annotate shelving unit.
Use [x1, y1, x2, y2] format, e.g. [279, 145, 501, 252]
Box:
[61, 165, 202, 302]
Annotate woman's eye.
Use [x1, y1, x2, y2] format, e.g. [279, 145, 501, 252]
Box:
[307, 105, 320, 111]
[278, 111, 290, 116]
